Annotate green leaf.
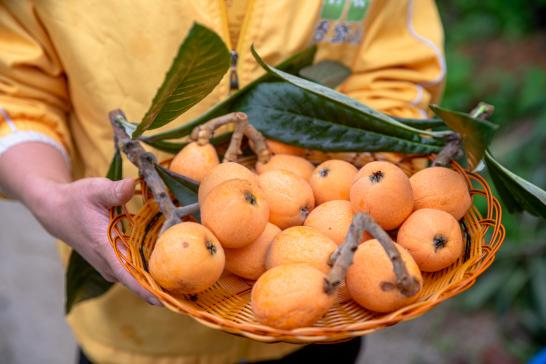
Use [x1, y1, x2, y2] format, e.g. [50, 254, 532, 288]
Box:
[485, 150, 546, 218]
[530, 258, 546, 322]
[65, 252, 113, 314]
[142, 132, 232, 154]
[106, 148, 123, 180]
[250, 45, 442, 141]
[299, 60, 351, 88]
[155, 164, 198, 206]
[132, 23, 230, 137]
[235, 82, 443, 154]
[394, 117, 447, 130]
[145, 46, 317, 142]
[430, 104, 498, 170]
[142, 139, 190, 154]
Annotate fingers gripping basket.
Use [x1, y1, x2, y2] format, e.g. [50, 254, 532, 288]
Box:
[107, 160, 505, 344]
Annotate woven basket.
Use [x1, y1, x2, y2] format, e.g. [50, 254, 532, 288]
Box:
[107, 158, 505, 344]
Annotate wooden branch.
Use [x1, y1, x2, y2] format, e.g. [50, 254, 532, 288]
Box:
[433, 102, 495, 167]
[244, 123, 271, 164]
[432, 133, 462, 167]
[324, 212, 420, 297]
[110, 109, 189, 233]
[223, 113, 248, 163]
[175, 203, 200, 218]
[190, 112, 244, 145]
[189, 111, 270, 163]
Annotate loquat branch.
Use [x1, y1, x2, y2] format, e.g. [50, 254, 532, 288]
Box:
[432, 102, 495, 167]
[110, 109, 185, 233]
[190, 111, 270, 164]
[324, 212, 420, 297]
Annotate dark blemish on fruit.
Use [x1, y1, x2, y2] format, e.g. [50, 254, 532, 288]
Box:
[182, 241, 189, 248]
[319, 168, 330, 177]
[244, 191, 257, 205]
[433, 234, 447, 252]
[369, 170, 384, 183]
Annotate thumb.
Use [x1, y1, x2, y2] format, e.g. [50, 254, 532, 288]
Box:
[95, 178, 136, 207]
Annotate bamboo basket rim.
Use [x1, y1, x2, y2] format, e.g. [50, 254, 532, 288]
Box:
[107, 159, 505, 343]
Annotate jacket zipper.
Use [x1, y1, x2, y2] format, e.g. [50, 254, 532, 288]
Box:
[219, 0, 255, 92]
[229, 50, 239, 90]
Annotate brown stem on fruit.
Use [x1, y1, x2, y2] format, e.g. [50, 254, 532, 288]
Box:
[223, 114, 248, 163]
[244, 123, 271, 164]
[432, 133, 462, 167]
[110, 109, 190, 233]
[432, 102, 495, 167]
[324, 213, 420, 297]
[190, 112, 245, 146]
[190, 111, 270, 164]
[174, 203, 200, 218]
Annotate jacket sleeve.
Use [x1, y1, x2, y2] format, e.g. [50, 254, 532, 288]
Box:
[0, 1, 71, 163]
[339, 0, 446, 119]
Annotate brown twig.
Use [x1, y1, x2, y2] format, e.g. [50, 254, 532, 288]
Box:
[190, 111, 270, 163]
[174, 203, 200, 219]
[190, 112, 247, 162]
[224, 114, 248, 163]
[324, 213, 421, 297]
[244, 123, 270, 164]
[190, 112, 243, 145]
[110, 109, 183, 233]
[432, 102, 495, 167]
[431, 133, 462, 167]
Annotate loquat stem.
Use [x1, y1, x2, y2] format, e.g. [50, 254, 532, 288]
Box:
[432, 102, 495, 167]
[190, 111, 271, 164]
[110, 109, 188, 234]
[431, 133, 462, 167]
[190, 112, 243, 145]
[244, 123, 271, 164]
[174, 203, 200, 219]
[223, 113, 248, 163]
[324, 212, 420, 297]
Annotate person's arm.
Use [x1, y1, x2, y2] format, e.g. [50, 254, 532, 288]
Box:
[0, 2, 158, 304]
[340, 0, 446, 118]
[0, 142, 158, 304]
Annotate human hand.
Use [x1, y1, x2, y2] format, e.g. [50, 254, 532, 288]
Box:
[26, 177, 160, 305]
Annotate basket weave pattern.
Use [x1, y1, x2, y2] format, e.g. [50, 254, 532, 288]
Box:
[108, 161, 505, 343]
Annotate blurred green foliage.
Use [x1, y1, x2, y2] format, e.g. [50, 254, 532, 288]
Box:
[438, 0, 546, 359]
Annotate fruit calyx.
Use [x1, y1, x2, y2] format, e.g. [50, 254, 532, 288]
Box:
[369, 170, 384, 184]
[244, 191, 257, 205]
[433, 234, 447, 252]
[205, 239, 217, 255]
[319, 168, 330, 177]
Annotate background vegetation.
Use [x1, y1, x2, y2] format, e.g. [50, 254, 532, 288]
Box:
[438, 0, 546, 360]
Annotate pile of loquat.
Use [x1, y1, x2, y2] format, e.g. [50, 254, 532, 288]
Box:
[149, 139, 472, 329]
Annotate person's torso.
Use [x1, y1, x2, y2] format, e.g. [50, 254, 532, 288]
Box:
[36, 0, 372, 179]
[42, 1, 373, 363]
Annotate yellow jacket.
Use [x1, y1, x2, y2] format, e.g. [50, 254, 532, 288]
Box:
[0, 1, 445, 363]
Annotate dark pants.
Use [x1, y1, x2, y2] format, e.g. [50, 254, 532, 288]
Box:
[79, 337, 363, 364]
